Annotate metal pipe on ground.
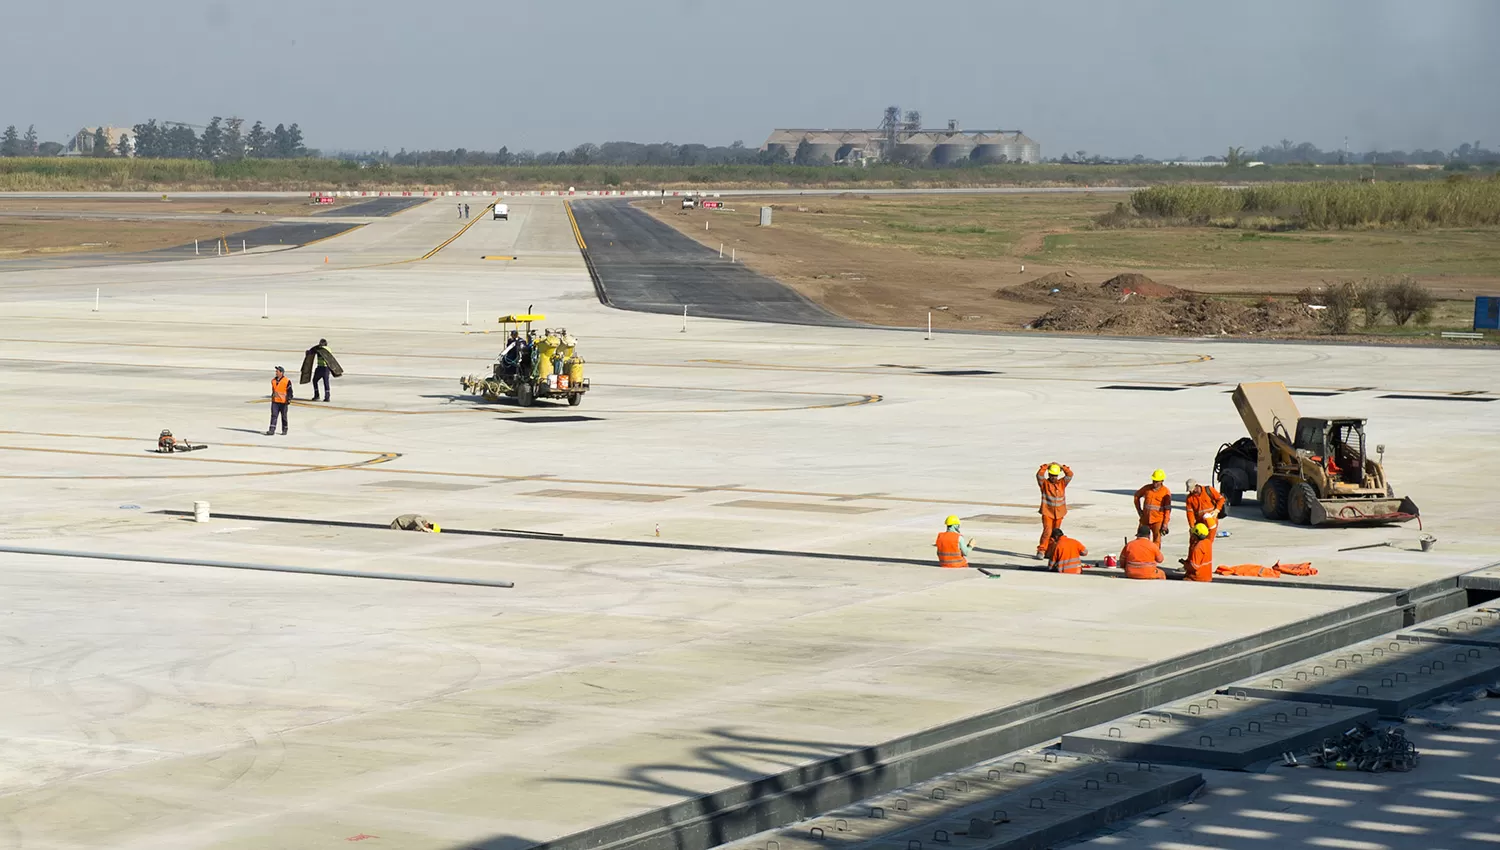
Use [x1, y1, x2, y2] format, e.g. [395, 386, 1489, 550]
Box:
[0, 543, 514, 588]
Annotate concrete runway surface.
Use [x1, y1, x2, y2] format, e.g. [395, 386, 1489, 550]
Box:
[0, 196, 1496, 850]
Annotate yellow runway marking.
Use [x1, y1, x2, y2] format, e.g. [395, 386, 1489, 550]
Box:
[481, 255, 517, 261]
[421, 203, 495, 260]
[564, 201, 587, 251]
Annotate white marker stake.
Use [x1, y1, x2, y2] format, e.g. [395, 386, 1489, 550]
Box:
[93, 288, 99, 312]
[719, 243, 724, 258]
[216, 241, 221, 257]
[242, 239, 247, 254]
[705, 221, 709, 232]
[731, 248, 736, 263]
[464, 300, 471, 326]
[262, 294, 268, 319]
[194, 239, 199, 255]
[681, 305, 687, 333]
[927, 312, 932, 341]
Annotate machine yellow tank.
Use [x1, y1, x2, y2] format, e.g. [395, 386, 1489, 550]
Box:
[535, 333, 559, 378]
[458, 312, 591, 408]
[567, 358, 585, 386]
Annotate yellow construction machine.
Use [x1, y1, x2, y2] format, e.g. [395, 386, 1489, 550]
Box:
[460, 313, 590, 407]
[1214, 381, 1418, 526]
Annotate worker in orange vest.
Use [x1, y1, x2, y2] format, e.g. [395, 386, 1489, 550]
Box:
[1119, 526, 1166, 580]
[1035, 462, 1074, 559]
[1046, 527, 1089, 574]
[1184, 479, 1227, 538]
[1133, 469, 1171, 544]
[266, 366, 292, 436]
[1180, 523, 1214, 582]
[935, 515, 975, 569]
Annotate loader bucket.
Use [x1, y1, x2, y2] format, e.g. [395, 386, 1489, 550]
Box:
[1310, 496, 1420, 527]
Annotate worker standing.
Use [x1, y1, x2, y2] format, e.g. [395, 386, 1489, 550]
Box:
[1035, 462, 1074, 559]
[1046, 527, 1089, 575]
[1119, 527, 1166, 580]
[1180, 523, 1214, 582]
[935, 515, 975, 569]
[1134, 469, 1172, 544]
[266, 366, 291, 436]
[1184, 479, 1227, 538]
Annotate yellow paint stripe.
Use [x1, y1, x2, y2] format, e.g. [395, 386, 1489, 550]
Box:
[421, 202, 495, 260]
[564, 201, 588, 251]
[481, 255, 517, 261]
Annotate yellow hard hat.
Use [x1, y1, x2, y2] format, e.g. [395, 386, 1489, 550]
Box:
[1047, 464, 1062, 476]
[945, 515, 961, 527]
[1151, 469, 1166, 482]
[1193, 523, 1209, 537]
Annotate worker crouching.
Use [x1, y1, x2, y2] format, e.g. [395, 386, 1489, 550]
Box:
[1119, 526, 1166, 580]
[935, 515, 975, 569]
[1181, 522, 1214, 582]
[1046, 528, 1088, 574]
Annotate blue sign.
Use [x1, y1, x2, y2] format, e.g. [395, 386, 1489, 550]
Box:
[1476, 297, 1500, 331]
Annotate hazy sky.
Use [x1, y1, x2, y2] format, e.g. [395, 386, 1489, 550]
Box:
[3, 0, 1497, 156]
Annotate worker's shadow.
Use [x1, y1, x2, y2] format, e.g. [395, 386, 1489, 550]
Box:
[219, 427, 268, 435]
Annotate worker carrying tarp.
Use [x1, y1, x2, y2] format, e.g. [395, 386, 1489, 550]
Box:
[1046, 527, 1089, 574]
[1181, 523, 1214, 582]
[1119, 526, 1166, 580]
[300, 339, 344, 402]
[390, 514, 441, 533]
[935, 515, 975, 569]
[1134, 469, 1172, 544]
[1185, 479, 1227, 537]
[1035, 462, 1074, 559]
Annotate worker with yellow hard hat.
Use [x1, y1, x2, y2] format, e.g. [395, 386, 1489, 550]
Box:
[1179, 522, 1214, 582]
[935, 515, 975, 569]
[1133, 469, 1172, 545]
[1035, 461, 1074, 559]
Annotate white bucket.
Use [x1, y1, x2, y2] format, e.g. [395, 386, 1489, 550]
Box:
[193, 501, 210, 523]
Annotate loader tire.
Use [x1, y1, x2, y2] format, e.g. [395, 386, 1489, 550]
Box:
[1224, 488, 1244, 508]
[517, 382, 534, 408]
[1288, 482, 1317, 526]
[1260, 478, 1291, 521]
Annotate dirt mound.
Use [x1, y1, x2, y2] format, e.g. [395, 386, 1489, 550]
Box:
[995, 272, 1107, 304]
[1031, 295, 1317, 337]
[1099, 273, 1189, 298]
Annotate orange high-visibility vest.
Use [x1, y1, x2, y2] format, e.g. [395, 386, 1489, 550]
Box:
[272, 375, 291, 404]
[935, 531, 968, 569]
[1120, 537, 1165, 579]
[1037, 464, 1073, 519]
[1135, 484, 1172, 526]
[1048, 536, 1088, 574]
[1186, 487, 1227, 531]
[1183, 536, 1214, 582]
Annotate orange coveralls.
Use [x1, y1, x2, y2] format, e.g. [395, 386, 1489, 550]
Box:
[1182, 534, 1214, 582]
[1186, 486, 1227, 535]
[1037, 464, 1074, 554]
[1120, 537, 1166, 580]
[1048, 535, 1089, 574]
[1134, 483, 1172, 544]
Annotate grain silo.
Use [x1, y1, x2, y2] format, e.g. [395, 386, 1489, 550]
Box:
[797, 133, 842, 163]
[895, 132, 937, 164]
[1011, 132, 1041, 163]
[932, 132, 977, 165]
[969, 133, 1010, 163]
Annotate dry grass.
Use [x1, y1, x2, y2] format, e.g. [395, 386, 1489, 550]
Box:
[0, 219, 255, 256]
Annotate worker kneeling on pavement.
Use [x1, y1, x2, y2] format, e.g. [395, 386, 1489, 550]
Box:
[935, 515, 975, 569]
[1035, 462, 1074, 559]
[1046, 527, 1088, 575]
[1119, 526, 1166, 580]
[1134, 469, 1171, 544]
[1180, 522, 1214, 582]
[390, 514, 441, 533]
[1185, 479, 1227, 538]
[158, 429, 189, 453]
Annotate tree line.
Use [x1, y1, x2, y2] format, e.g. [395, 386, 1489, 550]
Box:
[368, 140, 772, 168]
[0, 118, 310, 159]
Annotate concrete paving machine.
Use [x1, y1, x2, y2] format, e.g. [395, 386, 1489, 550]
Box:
[1214, 381, 1418, 526]
[459, 313, 590, 407]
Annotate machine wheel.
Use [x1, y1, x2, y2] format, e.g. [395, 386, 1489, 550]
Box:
[1260, 478, 1292, 521]
[568, 393, 583, 407]
[1223, 488, 1244, 508]
[1288, 482, 1317, 526]
[517, 382, 534, 407]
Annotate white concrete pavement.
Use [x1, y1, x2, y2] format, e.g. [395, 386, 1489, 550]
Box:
[0, 197, 1496, 850]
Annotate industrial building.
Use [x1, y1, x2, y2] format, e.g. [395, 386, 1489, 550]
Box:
[762, 120, 1040, 166]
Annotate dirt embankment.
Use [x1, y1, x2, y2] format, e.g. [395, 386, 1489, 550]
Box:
[998, 273, 1320, 336]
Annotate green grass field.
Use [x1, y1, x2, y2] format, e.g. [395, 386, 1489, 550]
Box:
[0, 157, 1482, 192]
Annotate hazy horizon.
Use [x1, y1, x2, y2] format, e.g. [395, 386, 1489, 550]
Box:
[3, 0, 1497, 157]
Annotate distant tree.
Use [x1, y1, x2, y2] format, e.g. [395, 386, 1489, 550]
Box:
[201, 117, 224, 159]
[1383, 276, 1436, 326]
[793, 140, 816, 166]
[92, 127, 111, 157]
[37, 141, 63, 156]
[493, 145, 511, 165]
[269, 124, 289, 159]
[283, 123, 306, 157]
[0, 125, 20, 156]
[1225, 146, 1247, 168]
[222, 117, 245, 160]
[165, 124, 200, 158]
[21, 125, 38, 155]
[116, 132, 132, 157]
[244, 121, 269, 158]
[570, 143, 598, 165]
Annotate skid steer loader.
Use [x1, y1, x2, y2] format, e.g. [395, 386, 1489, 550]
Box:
[1214, 382, 1419, 527]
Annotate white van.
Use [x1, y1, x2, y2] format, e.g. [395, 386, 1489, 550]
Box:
[681, 197, 695, 209]
[493, 203, 509, 221]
